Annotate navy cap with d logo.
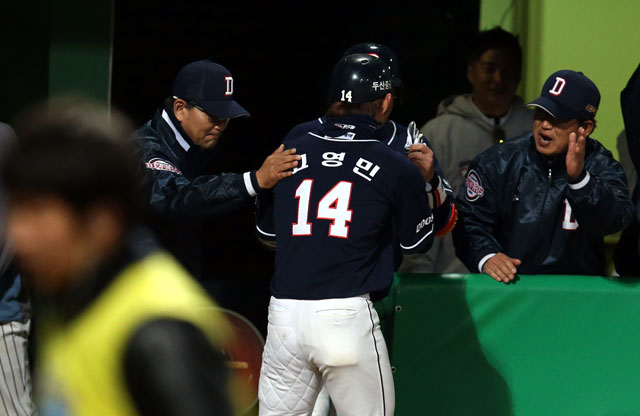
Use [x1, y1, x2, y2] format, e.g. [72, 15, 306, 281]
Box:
[172, 60, 250, 119]
[528, 70, 600, 121]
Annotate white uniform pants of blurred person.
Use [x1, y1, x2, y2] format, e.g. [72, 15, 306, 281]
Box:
[0, 319, 35, 415]
[258, 295, 393, 416]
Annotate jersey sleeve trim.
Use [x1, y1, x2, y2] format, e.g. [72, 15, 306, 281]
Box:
[255, 224, 276, 238]
[400, 226, 433, 250]
[386, 120, 398, 146]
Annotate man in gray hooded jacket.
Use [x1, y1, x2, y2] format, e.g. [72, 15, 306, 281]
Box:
[399, 26, 533, 274]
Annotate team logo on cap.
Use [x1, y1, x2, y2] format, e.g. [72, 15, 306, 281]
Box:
[549, 77, 566, 96]
[585, 104, 597, 115]
[145, 158, 182, 175]
[225, 76, 233, 96]
[465, 169, 484, 201]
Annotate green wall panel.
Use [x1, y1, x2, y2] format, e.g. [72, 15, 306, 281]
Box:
[386, 273, 640, 415]
[49, 0, 113, 105]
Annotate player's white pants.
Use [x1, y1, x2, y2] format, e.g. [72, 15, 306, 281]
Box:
[311, 384, 336, 416]
[258, 295, 394, 416]
[0, 319, 36, 416]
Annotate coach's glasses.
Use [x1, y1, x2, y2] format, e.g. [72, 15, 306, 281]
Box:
[173, 96, 230, 125]
[190, 102, 230, 125]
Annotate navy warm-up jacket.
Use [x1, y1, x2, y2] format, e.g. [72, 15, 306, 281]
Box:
[453, 133, 634, 276]
[130, 108, 261, 278]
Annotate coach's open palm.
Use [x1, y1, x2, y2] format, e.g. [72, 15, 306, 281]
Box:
[566, 127, 587, 180]
[256, 145, 301, 189]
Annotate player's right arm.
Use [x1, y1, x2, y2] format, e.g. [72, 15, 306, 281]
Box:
[394, 160, 435, 255]
[403, 121, 458, 237]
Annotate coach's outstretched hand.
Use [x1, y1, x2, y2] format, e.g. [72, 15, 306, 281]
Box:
[256, 145, 301, 189]
[482, 252, 521, 283]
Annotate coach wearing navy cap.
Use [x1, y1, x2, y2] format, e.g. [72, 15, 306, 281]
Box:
[453, 69, 633, 282]
[131, 59, 300, 278]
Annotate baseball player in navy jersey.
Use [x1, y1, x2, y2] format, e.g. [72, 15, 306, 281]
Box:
[300, 42, 456, 416]
[286, 43, 457, 243]
[255, 54, 434, 416]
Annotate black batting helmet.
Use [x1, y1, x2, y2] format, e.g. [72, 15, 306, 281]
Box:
[342, 43, 402, 91]
[327, 54, 393, 104]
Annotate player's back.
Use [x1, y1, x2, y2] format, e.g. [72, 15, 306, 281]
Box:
[268, 114, 433, 300]
[285, 117, 408, 154]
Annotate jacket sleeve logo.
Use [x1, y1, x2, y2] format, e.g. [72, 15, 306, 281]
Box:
[465, 169, 484, 201]
[145, 158, 182, 175]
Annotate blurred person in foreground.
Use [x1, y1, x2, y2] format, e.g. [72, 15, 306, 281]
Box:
[1, 99, 238, 415]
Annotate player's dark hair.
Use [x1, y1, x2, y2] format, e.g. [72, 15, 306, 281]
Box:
[1, 97, 143, 225]
[467, 26, 522, 68]
[324, 98, 384, 118]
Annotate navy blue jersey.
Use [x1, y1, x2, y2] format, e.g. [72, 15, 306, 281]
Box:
[257, 114, 433, 300]
[285, 117, 455, 236]
[287, 118, 437, 165]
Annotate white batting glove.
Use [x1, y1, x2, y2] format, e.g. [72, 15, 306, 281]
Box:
[404, 121, 424, 153]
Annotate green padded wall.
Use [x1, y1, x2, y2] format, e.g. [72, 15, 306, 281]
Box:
[384, 273, 640, 415]
[49, 0, 113, 105]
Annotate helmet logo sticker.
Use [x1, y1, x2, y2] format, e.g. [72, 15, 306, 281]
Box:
[372, 81, 391, 91]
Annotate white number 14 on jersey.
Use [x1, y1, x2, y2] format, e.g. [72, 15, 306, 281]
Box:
[292, 179, 353, 238]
